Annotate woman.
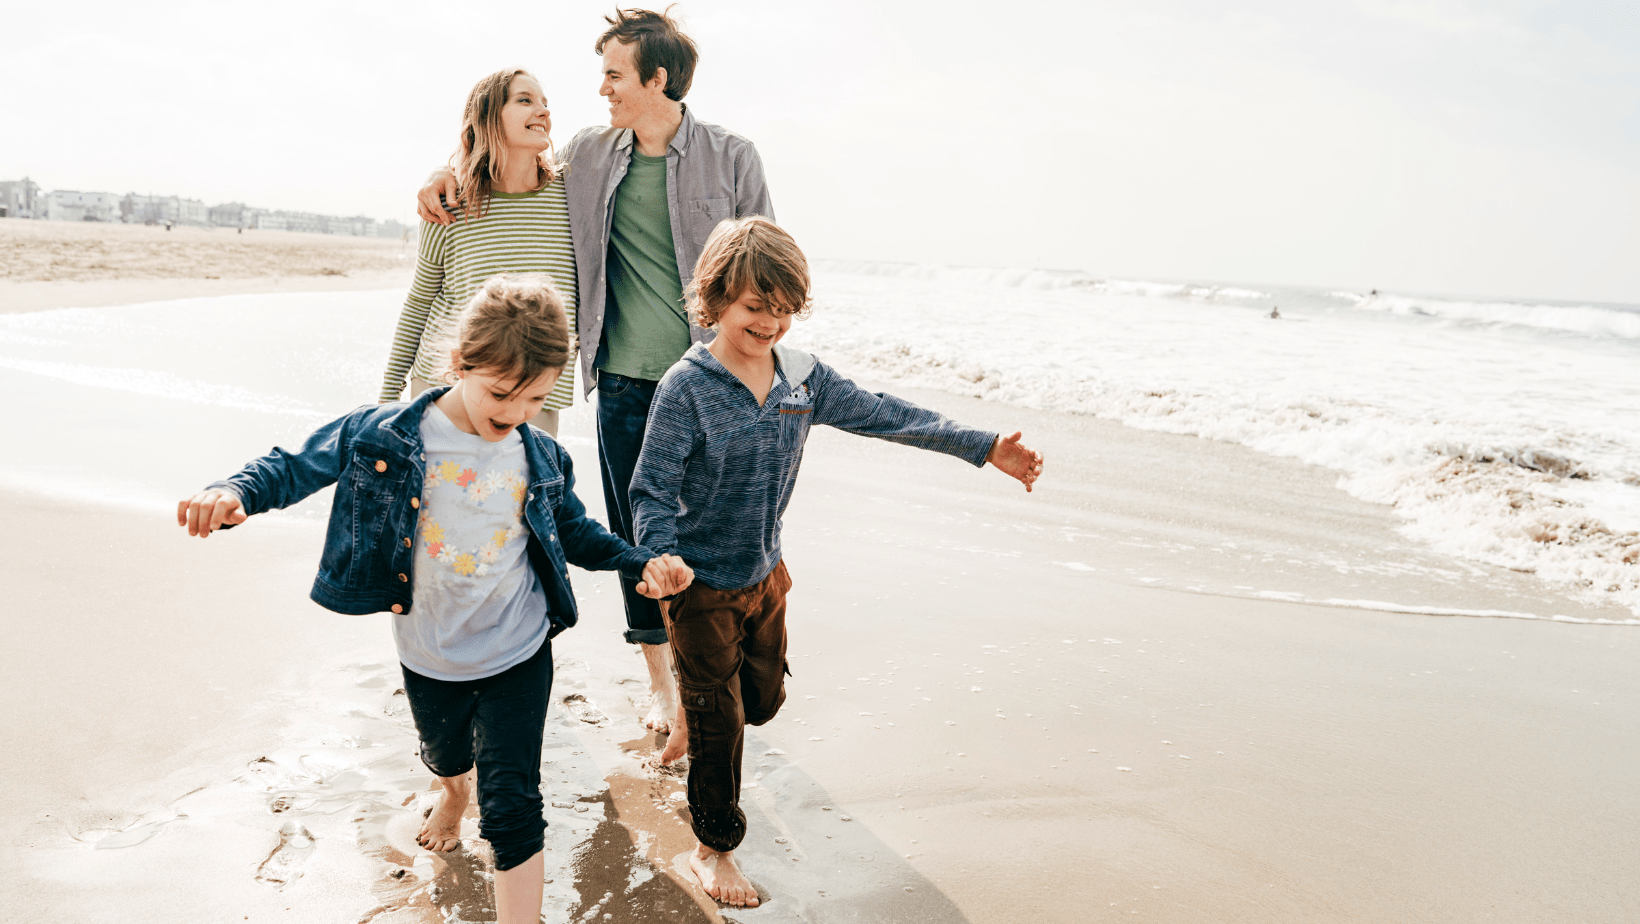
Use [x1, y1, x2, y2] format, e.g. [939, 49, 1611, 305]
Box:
[381, 68, 577, 436]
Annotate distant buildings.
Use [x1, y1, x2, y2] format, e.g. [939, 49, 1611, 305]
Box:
[0, 177, 42, 219]
[0, 177, 405, 238]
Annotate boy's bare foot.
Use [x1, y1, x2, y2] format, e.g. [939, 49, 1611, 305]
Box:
[689, 843, 759, 907]
[417, 771, 471, 852]
[641, 641, 680, 734]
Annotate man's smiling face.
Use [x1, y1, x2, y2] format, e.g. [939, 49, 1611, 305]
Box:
[599, 38, 668, 130]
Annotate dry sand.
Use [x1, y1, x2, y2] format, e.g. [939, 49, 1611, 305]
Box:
[1, 275, 1636, 923]
[0, 217, 413, 312]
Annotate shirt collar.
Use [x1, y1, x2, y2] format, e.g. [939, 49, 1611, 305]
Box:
[614, 103, 693, 158]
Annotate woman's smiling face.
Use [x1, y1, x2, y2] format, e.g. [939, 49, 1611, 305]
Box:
[500, 74, 552, 154]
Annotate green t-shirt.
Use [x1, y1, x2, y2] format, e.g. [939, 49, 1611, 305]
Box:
[600, 151, 691, 380]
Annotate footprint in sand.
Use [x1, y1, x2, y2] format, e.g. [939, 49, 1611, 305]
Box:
[256, 820, 316, 889]
[561, 693, 609, 726]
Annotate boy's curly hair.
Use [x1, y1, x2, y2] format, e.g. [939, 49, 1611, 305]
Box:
[432, 274, 572, 395]
[686, 216, 813, 328]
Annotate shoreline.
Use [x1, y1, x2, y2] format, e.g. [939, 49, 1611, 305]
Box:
[0, 269, 413, 314]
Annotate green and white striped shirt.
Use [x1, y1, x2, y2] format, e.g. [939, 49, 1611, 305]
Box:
[380, 181, 578, 409]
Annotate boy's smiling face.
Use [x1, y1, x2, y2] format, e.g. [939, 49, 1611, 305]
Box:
[712, 289, 793, 366]
[439, 363, 561, 441]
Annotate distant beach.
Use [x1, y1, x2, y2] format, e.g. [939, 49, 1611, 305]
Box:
[0, 217, 413, 312]
[1, 238, 1637, 923]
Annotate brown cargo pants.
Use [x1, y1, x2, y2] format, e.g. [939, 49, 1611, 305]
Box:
[663, 560, 792, 853]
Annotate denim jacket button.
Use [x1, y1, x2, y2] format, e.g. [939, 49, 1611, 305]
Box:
[549, 534, 556, 542]
[375, 460, 387, 473]
[390, 604, 403, 614]
[403, 537, 412, 548]
[398, 573, 408, 582]
[411, 497, 420, 509]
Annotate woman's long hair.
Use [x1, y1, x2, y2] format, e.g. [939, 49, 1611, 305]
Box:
[452, 68, 558, 219]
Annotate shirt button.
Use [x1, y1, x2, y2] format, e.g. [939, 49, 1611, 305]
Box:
[398, 573, 408, 582]
[375, 460, 387, 473]
[403, 537, 412, 548]
[411, 497, 420, 509]
[390, 604, 403, 614]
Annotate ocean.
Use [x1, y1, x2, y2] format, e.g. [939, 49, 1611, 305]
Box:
[1, 263, 1636, 618]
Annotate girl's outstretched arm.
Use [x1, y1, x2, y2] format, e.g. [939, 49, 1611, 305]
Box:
[986, 431, 1045, 492]
[176, 487, 248, 537]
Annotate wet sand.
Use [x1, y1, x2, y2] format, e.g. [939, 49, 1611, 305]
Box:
[3, 376, 1637, 922]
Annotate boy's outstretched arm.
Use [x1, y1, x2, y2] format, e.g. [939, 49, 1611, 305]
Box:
[987, 431, 1045, 492]
[176, 488, 248, 537]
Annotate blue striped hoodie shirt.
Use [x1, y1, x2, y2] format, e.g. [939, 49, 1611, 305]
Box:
[630, 343, 998, 591]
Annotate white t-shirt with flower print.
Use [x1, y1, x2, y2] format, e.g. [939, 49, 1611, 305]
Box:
[394, 402, 548, 681]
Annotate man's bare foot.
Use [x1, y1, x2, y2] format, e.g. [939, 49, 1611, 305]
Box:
[641, 642, 680, 734]
[416, 771, 471, 852]
[689, 843, 759, 907]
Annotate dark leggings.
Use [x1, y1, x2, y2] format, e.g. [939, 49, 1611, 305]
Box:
[400, 638, 553, 871]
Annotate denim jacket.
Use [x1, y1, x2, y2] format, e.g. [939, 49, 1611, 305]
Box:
[210, 387, 653, 634]
[560, 105, 774, 396]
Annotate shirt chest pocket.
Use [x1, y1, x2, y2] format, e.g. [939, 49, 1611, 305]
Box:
[348, 452, 409, 499]
[777, 395, 813, 452]
[688, 198, 731, 244]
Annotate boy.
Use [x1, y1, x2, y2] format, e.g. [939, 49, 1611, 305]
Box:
[628, 218, 1043, 907]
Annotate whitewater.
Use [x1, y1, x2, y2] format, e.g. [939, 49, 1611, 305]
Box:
[790, 262, 1640, 616]
[0, 263, 1635, 617]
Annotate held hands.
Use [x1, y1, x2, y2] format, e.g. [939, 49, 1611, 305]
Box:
[636, 554, 695, 599]
[987, 431, 1045, 492]
[415, 169, 461, 226]
[176, 488, 248, 537]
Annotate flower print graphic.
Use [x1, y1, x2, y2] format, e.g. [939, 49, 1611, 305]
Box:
[451, 552, 478, 576]
[456, 468, 477, 488]
[490, 529, 511, 550]
[425, 541, 445, 559]
[435, 460, 462, 483]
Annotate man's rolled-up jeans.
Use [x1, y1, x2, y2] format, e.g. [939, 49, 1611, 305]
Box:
[595, 371, 667, 645]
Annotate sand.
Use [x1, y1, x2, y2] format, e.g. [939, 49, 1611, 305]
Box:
[2, 276, 1637, 923]
[0, 217, 413, 312]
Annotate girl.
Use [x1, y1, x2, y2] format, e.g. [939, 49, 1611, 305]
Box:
[381, 68, 578, 438]
[180, 275, 692, 924]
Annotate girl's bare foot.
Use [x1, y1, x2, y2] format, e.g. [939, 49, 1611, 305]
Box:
[689, 843, 759, 907]
[416, 771, 471, 852]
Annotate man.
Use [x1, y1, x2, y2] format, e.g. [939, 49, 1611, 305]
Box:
[415, 5, 773, 840]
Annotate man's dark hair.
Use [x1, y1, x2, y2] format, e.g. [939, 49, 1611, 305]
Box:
[595, 6, 698, 102]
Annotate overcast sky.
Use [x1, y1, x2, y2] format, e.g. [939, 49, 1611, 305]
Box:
[4, 0, 1638, 303]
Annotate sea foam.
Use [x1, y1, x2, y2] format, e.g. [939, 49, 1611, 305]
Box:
[792, 265, 1640, 616]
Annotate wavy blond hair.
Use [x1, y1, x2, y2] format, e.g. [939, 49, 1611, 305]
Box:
[452, 68, 559, 219]
[431, 274, 572, 396]
[686, 216, 814, 328]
